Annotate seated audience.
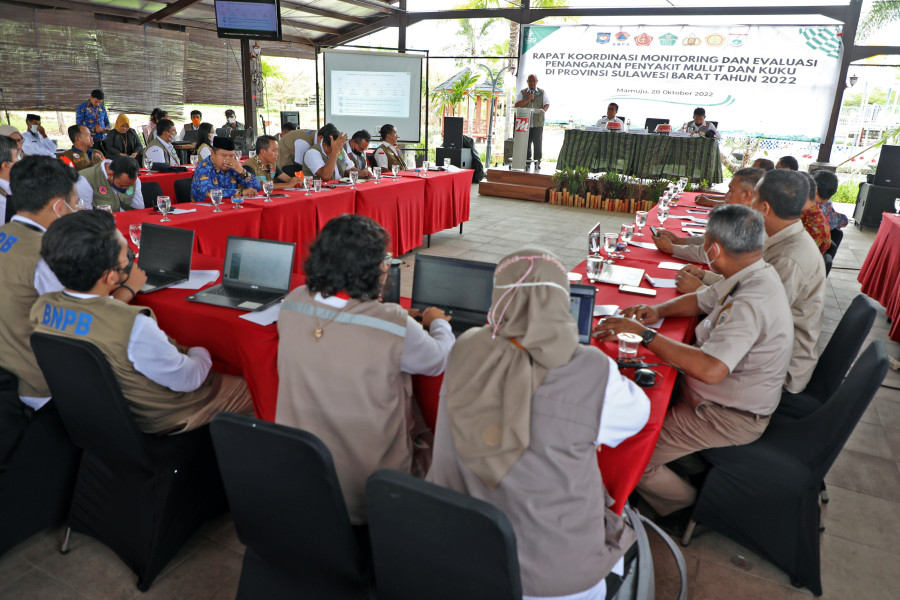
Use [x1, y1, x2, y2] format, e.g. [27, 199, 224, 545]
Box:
[179, 110, 203, 140]
[223, 109, 243, 131]
[22, 114, 58, 157]
[276, 125, 317, 173]
[302, 125, 352, 180]
[812, 169, 848, 229]
[751, 157, 775, 171]
[103, 114, 143, 161]
[799, 171, 831, 254]
[683, 107, 719, 139]
[655, 167, 764, 261]
[142, 108, 163, 144]
[243, 135, 302, 189]
[75, 89, 109, 148]
[60, 125, 104, 171]
[345, 130, 372, 176]
[676, 170, 825, 394]
[0, 135, 18, 223]
[33, 210, 254, 434]
[76, 155, 144, 211]
[374, 123, 407, 170]
[0, 126, 24, 158]
[428, 248, 649, 600]
[595, 102, 623, 128]
[144, 119, 179, 166]
[190, 136, 260, 202]
[595, 205, 793, 519]
[776, 155, 799, 170]
[193, 122, 215, 161]
[275, 214, 453, 523]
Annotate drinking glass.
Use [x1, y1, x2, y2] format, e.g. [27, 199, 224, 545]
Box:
[586, 256, 603, 282]
[421, 161, 429, 177]
[589, 231, 602, 255]
[603, 232, 618, 263]
[210, 188, 223, 212]
[190, 154, 199, 166]
[302, 178, 311, 196]
[658, 196, 670, 210]
[76, 197, 89, 211]
[895, 197, 900, 214]
[129, 224, 142, 257]
[313, 178, 322, 193]
[144, 157, 153, 172]
[620, 223, 634, 252]
[657, 205, 670, 230]
[262, 180, 274, 202]
[157, 195, 171, 222]
[392, 165, 400, 179]
[234, 150, 241, 162]
[231, 192, 244, 209]
[617, 332, 642, 361]
[372, 166, 382, 184]
[444, 157, 451, 168]
[95, 204, 113, 213]
[635, 210, 648, 236]
[349, 170, 358, 189]
[248, 150, 257, 159]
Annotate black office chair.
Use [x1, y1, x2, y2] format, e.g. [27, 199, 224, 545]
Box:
[823, 252, 833, 276]
[777, 294, 877, 419]
[827, 228, 843, 257]
[366, 469, 522, 600]
[644, 117, 669, 132]
[215, 127, 229, 138]
[30, 333, 227, 591]
[708, 120, 718, 129]
[684, 341, 889, 596]
[173, 177, 193, 204]
[210, 413, 373, 600]
[141, 181, 163, 208]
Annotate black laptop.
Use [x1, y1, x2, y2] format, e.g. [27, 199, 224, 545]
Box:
[182, 129, 200, 143]
[411, 255, 496, 337]
[186, 236, 295, 311]
[569, 283, 596, 344]
[138, 224, 194, 293]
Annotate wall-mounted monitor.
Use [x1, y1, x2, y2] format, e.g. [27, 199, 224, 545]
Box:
[215, 0, 282, 41]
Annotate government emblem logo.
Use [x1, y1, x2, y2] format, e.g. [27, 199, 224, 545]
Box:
[683, 34, 701, 47]
[634, 32, 653, 46]
[597, 32, 611, 44]
[615, 31, 630, 42]
[705, 33, 725, 47]
[659, 33, 678, 46]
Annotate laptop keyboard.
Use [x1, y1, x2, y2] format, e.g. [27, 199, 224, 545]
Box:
[209, 286, 278, 303]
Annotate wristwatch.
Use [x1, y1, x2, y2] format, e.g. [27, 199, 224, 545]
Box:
[640, 329, 657, 347]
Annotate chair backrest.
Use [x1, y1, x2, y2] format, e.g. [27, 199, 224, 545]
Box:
[215, 127, 229, 138]
[709, 120, 719, 129]
[173, 178, 193, 204]
[823, 252, 833, 277]
[805, 294, 876, 398]
[366, 469, 522, 600]
[30, 332, 151, 468]
[209, 413, 370, 595]
[141, 181, 163, 207]
[829, 227, 843, 252]
[644, 117, 669, 131]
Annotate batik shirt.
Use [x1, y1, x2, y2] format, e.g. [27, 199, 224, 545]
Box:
[75, 102, 110, 142]
[801, 203, 832, 255]
[818, 200, 849, 230]
[190, 156, 260, 202]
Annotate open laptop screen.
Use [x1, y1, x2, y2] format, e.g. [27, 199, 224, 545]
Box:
[138, 224, 193, 277]
[411, 255, 495, 320]
[222, 237, 295, 291]
[569, 283, 596, 344]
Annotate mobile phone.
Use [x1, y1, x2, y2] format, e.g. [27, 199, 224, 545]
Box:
[649, 226, 659, 237]
[619, 284, 657, 297]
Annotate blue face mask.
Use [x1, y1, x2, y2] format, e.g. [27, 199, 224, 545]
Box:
[112, 184, 131, 194]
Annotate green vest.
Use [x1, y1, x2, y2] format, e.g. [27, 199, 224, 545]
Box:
[521, 87, 546, 127]
[147, 139, 178, 165]
[277, 129, 316, 168]
[301, 143, 348, 180]
[83, 162, 138, 211]
[0, 221, 51, 398]
[30, 293, 218, 434]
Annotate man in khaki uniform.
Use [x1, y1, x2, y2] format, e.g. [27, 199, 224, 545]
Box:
[243, 135, 302, 189]
[595, 205, 793, 517]
[513, 74, 550, 168]
[32, 210, 254, 435]
[75, 155, 144, 211]
[60, 125, 104, 171]
[276, 126, 317, 172]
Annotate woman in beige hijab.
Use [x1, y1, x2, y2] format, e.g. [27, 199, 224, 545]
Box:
[427, 248, 650, 600]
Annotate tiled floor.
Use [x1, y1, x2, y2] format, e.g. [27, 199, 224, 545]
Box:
[1, 186, 897, 600]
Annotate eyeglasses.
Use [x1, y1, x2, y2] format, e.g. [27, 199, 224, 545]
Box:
[115, 248, 136, 278]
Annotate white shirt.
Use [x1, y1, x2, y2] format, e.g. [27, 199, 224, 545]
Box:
[0, 178, 9, 225]
[10, 215, 64, 410]
[145, 137, 178, 165]
[303, 145, 353, 180]
[75, 160, 144, 210]
[594, 116, 624, 128]
[373, 143, 404, 170]
[314, 293, 455, 375]
[294, 138, 312, 165]
[62, 291, 213, 392]
[22, 130, 58, 157]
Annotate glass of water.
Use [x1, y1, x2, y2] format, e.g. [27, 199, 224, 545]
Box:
[589, 230, 602, 255]
[262, 180, 274, 202]
[620, 223, 634, 252]
[190, 154, 199, 166]
[658, 196, 670, 210]
[248, 150, 257, 159]
[617, 332, 642, 361]
[635, 210, 648, 236]
[144, 157, 153, 172]
[372, 166, 382, 184]
[129, 224, 142, 256]
[313, 178, 322, 193]
[210, 188, 223, 212]
[895, 197, 900, 214]
[392, 165, 400, 179]
[586, 256, 603, 282]
[603, 232, 618, 263]
[234, 150, 241, 162]
[444, 157, 451, 168]
[231, 192, 244, 209]
[95, 204, 113, 213]
[657, 205, 670, 230]
[157, 195, 171, 222]
[349, 170, 358, 189]
[421, 161, 429, 177]
[302, 177, 311, 196]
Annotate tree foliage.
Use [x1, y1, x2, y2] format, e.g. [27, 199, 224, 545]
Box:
[857, 0, 900, 42]
[432, 69, 482, 116]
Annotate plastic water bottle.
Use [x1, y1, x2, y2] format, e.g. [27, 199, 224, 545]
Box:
[626, 119, 631, 132]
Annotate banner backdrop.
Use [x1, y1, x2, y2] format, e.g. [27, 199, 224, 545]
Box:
[517, 25, 843, 142]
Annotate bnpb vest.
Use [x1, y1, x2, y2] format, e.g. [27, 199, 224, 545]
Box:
[521, 87, 546, 127]
[61, 148, 103, 171]
[277, 129, 316, 169]
[82, 162, 138, 211]
[301, 143, 348, 180]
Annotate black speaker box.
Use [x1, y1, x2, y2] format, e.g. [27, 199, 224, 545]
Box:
[443, 117, 464, 148]
[853, 183, 899, 230]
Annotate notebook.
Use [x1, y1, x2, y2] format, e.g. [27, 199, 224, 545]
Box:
[186, 236, 295, 311]
[138, 224, 194, 293]
[411, 255, 496, 337]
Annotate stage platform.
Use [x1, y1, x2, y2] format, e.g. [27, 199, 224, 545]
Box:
[478, 164, 556, 202]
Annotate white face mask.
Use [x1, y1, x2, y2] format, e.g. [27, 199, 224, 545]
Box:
[30, 124, 39, 134]
[227, 117, 236, 124]
[209, 134, 215, 143]
[702, 242, 721, 274]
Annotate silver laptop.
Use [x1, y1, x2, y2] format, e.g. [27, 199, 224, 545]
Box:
[594, 263, 644, 287]
[138, 224, 194, 293]
[186, 236, 295, 311]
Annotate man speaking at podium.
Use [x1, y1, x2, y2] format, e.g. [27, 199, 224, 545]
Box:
[514, 74, 550, 170]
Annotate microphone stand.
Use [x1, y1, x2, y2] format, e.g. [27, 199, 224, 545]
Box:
[0, 88, 10, 125]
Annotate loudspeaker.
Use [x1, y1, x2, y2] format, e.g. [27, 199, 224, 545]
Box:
[280, 111, 300, 129]
[853, 183, 899, 230]
[435, 147, 472, 169]
[443, 117, 464, 148]
[874, 144, 900, 188]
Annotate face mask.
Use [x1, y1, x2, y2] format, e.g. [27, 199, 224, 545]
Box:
[192, 117, 201, 126]
[53, 199, 76, 218]
[112, 183, 131, 194]
[30, 124, 39, 134]
[209, 134, 215, 143]
[227, 117, 236, 124]
[702, 243, 721, 273]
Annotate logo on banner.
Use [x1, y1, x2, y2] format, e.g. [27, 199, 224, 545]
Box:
[706, 33, 726, 47]
[634, 32, 653, 46]
[659, 33, 678, 46]
[800, 27, 841, 59]
[729, 34, 747, 47]
[614, 31, 631, 45]
[515, 117, 530, 133]
[683, 34, 702, 47]
[596, 32, 611, 44]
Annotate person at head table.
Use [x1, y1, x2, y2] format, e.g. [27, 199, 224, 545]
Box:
[75, 154, 144, 212]
[373, 123, 406, 171]
[344, 130, 373, 177]
[683, 107, 719, 139]
[275, 214, 455, 524]
[595, 204, 793, 523]
[595, 103, 623, 128]
[103, 114, 143, 162]
[427, 248, 650, 600]
[60, 125, 104, 172]
[302, 125, 353, 181]
[242, 135, 303, 190]
[190, 136, 261, 202]
[22, 114, 58, 157]
[32, 210, 255, 435]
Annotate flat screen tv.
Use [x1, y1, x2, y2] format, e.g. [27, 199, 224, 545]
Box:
[215, 0, 282, 41]
[874, 144, 900, 188]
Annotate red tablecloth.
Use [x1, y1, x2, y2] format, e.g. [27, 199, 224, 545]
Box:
[140, 168, 194, 200]
[115, 204, 263, 258]
[354, 177, 426, 256]
[314, 186, 357, 232]
[859, 213, 900, 341]
[399, 170, 474, 234]
[242, 192, 318, 273]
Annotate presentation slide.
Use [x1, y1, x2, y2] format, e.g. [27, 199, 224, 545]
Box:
[215, 1, 278, 32]
[323, 50, 423, 143]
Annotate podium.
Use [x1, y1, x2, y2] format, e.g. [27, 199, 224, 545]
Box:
[511, 108, 542, 171]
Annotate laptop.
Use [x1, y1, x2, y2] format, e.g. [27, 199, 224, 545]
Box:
[569, 283, 596, 344]
[411, 255, 496, 337]
[138, 224, 194, 293]
[186, 236, 296, 311]
[182, 129, 199, 143]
